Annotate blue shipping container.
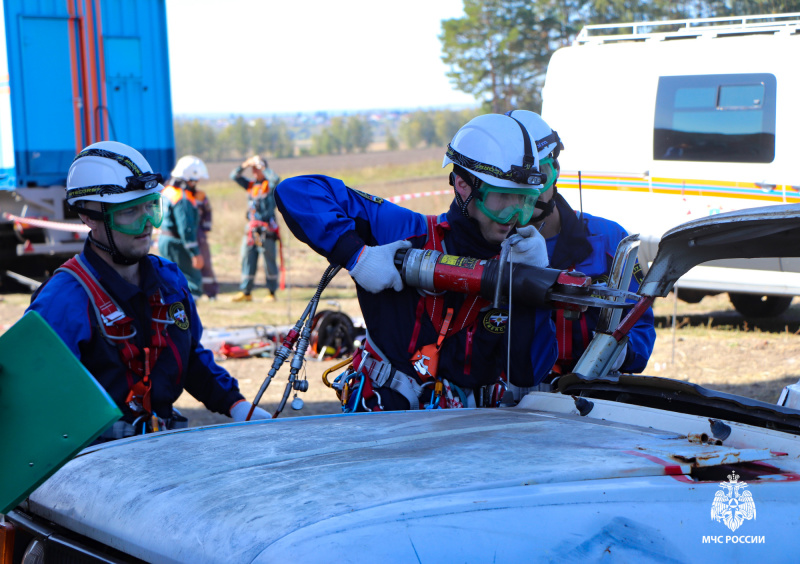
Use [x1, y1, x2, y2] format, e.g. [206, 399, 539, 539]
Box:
[1, 0, 175, 189]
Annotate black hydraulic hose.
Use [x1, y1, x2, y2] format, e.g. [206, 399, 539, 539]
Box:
[249, 264, 341, 420]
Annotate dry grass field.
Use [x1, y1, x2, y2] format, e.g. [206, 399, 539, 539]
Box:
[2, 147, 799, 426]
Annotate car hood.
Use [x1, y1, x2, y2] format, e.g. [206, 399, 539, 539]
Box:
[25, 404, 800, 563]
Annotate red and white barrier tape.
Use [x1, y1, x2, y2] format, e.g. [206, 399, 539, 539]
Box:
[3, 212, 89, 233]
[387, 190, 450, 203]
[3, 189, 450, 234]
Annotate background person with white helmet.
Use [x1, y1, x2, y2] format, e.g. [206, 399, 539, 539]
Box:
[26, 141, 269, 442]
[230, 156, 282, 302]
[275, 113, 557, 411]
[508, 110, 656, 381]
[158, 155, 208, 297]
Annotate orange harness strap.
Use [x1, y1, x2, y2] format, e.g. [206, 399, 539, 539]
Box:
[56, 256, 175, 414]
[410, 308, 453, 381]
[407, 214, 492, 381]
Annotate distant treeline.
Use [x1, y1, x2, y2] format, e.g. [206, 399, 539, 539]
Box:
[174, 108, 480, 161]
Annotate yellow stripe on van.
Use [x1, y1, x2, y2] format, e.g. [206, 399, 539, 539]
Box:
[557, 173, 800, 203]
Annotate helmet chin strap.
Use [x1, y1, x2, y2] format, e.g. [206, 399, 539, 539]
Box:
[450, 168, 480, 218]
[533, 186, 558, 222]
[89, 203, 140, 266]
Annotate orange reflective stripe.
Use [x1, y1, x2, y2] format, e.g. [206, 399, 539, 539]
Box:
[161, 185, 184, 204]
[248, 179, 270, 198]
[184, 190, 197, 206]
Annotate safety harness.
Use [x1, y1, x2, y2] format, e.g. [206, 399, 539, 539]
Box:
[349, 215, 499, 411]
[408, 215, 490, 379]
[246, 179, 286, 290]
[56, 255, 178, 428]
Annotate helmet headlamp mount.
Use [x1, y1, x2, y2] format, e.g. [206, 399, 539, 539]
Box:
[509, 164, 547, 186]
[126, 172, 163, 192]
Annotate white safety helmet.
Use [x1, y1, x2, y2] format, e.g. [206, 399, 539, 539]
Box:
[171, 155, 209, 181]
[442, 113, 556, 190]
[504, 110, 562, 163]
[442, 113, 563, 223]
[66, 141, 164, 206]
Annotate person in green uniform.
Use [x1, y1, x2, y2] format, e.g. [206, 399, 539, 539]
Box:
[158, 156, 208, 297]
[230, 156, 281, 302]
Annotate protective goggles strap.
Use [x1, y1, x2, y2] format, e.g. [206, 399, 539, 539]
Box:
[71, 204, 105, 220]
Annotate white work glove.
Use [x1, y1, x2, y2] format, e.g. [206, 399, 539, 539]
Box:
[504, 225, 549, 268]
[230, 400, 272, 422]
[611, 342, 628, 371]
[348, 240, 412, 293]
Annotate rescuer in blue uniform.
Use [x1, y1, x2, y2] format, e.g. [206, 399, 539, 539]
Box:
[26, 141, 270, 441]
[231, 156, 281, 302]
[276, 114, 559, 411]
[510, 110, 656, 376]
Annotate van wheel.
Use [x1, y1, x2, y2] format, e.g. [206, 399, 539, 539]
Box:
[729, 293, 793, 318]
[675, 289, 709, 304]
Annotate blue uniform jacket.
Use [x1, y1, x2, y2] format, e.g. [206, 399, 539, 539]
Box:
[276, 175, 557, 389]
[546, 193, 656, 372]
[27, 242, 244, 419]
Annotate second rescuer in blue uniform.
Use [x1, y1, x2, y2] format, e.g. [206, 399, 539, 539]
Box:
[508, 110, 655, 378]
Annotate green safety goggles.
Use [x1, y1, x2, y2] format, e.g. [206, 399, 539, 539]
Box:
[105, 193, 163, 235]
[475, 158, 559, 225]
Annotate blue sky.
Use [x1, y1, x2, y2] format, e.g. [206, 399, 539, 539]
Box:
[165, 0, 476, 115]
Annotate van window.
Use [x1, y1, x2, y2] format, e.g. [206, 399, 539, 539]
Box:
[653, 74, 776, 163]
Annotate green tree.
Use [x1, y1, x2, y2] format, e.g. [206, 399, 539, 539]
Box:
[714, 0, 800, 15]
[440, 0, 556, 113]
[330, 117, 347, 154]
[399, 111, 438, 148]
[250, 118, 295, 158]
[251, 118, 271, 155]
[269, 121, 295, 158]
[174, 119, 217, 162]
[226, 116, 251, 159]
[310, 128, 335, 156]
[385, 126, 399, 151]
[346, 116, 373, 153]
[434, 109, 479, 147]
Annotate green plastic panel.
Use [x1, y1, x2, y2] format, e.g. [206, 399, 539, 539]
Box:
[0, 311, 121, 513]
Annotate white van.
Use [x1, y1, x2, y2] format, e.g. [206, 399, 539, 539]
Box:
[541, 13, 800, 317]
